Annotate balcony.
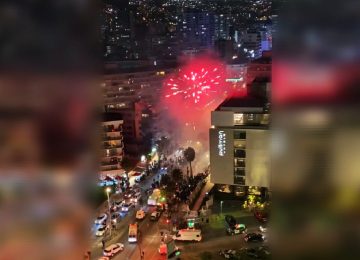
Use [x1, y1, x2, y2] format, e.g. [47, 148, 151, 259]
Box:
[103, 143, 124, 149]
[234, 159, 246, 167]
[103, 125, 122, 133]
[101, 158, 120, 166]
[103, 150, 123, 157]
[103, 135, 123, 141]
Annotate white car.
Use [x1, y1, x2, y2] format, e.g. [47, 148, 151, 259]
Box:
[111, 213, 119, 224]
[259, 225, 267, 232]
[131, 193, 141, 203]
[121, 202, 134, 212]
[103, 243, 124, 257]
[150, 211, 161, 221]
[114, 199, 124, 208]
[136, 210, 146, 220]
[96, 225, 108, 237]
[95, 213, 107, 224]
[124, 191, 134, 199]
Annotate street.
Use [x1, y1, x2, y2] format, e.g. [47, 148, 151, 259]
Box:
[92, 169, 268, 260]
[91, 166, 169, 259]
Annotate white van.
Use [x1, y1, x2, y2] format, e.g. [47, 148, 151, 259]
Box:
[148, 189, 161, 206]
[172, 229, 202, 242]
[128, 223, 138, 243]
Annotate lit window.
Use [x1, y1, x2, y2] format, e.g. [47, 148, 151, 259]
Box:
[247, 114, 255, 121]
[234, 113, 244, 125]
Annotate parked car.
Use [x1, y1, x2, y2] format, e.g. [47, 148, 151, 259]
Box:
[124, 191, 134, 199]
[111, 213, 119, 224]
[259, 225, 267, 233]
[219, 249, 237, 259]
[244, 233, 265, 242]
[150, 211, 161, 221]
[121, 202, 134, 212]
[96, 225, 108, 237]
[97, 257, 110, 260]
[103, 243, 124, 257]
[95, 213, 107, 225]
[136, 210, 146, 220]
[254, 211, 269, 223]
[257, 245, 271, 256]
[131, 192, 142, 203]
[114, 199, 124, 208]
[245, 248, 260, 258]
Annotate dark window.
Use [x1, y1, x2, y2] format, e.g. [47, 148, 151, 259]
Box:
[234, 149, 246, 158]
[234, 131, 246, 140]
[234, 168, 245, 176]
[234, 176, 245, 185]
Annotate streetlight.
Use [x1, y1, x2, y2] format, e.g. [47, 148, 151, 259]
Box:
[220, 201, 224, 216]
[105, 187, 112, 236]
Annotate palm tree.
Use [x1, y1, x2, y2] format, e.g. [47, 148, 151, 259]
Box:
[183, 147, 195, 178]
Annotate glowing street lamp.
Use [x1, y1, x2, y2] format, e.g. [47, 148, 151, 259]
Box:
[105, 187, 112, 236]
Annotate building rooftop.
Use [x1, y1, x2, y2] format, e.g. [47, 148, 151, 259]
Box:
[250, 56, 272, 65]
[103, 60, 178, 75]
[102, 112, 123, 122]
[216, 96, 267, 110]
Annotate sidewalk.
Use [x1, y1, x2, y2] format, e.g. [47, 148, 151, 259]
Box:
[191, 180, 214, 211]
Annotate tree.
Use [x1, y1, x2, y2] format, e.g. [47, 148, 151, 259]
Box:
[171, 168, 183, 183]
[183, 147, 195, 178]
[160, 174, 171, 187]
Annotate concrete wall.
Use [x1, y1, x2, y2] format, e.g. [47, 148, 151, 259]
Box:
[245, 130, 270, 187]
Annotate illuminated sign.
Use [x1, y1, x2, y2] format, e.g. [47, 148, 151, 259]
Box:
[218, 130, 226, 156]
[226, 78, 243, 82]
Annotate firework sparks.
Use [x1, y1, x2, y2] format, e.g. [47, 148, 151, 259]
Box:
[164, 62, 225, 105]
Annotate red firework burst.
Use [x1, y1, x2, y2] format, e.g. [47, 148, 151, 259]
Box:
[163, 57, 228, 107]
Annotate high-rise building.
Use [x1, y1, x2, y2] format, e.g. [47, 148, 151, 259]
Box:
[102, 65, 174, 111]
[101, 113, 125, 178]
[260, 25, 272, 52]
[178, 11, 216, 50]
[215, 14, 231, 40]
[209, 95, 270, 188]
[105, 100, 152, 157]
[242, 30, 262, 60]
[101, 3, 143, 59]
